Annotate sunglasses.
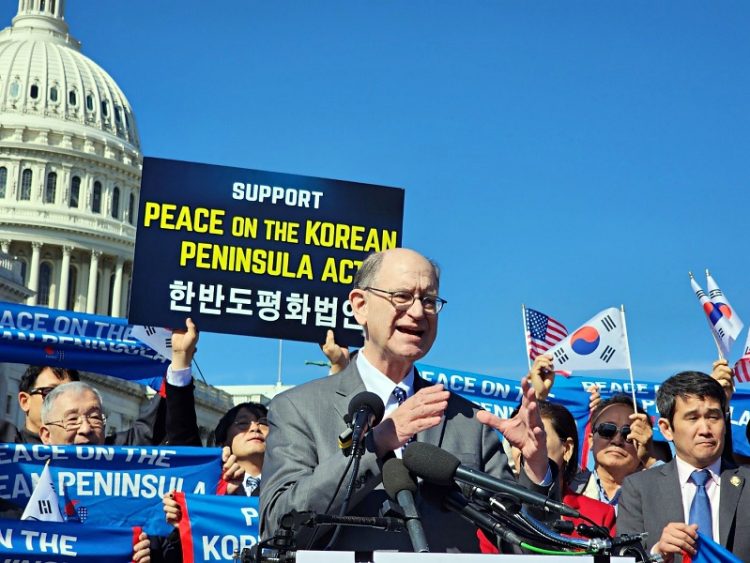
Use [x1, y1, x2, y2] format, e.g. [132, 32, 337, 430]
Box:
[29, 386, 56, 398]
[594, 422, 632, 441]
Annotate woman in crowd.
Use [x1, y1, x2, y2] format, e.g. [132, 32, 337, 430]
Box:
[479, 399, 617, 552]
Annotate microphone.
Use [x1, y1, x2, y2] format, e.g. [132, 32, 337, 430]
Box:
[382, 458, 429, 553]
[402, 443, 579, 518]
[347, 392, 385, 453]
[442, 489, 523, 548]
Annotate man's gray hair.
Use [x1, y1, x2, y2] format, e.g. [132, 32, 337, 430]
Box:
[41, 381, 103, 423]
[353, 251, 441, 289]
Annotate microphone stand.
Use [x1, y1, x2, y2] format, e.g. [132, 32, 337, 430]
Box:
[247, 510, 405, 563]
[323, 429, 368, 549]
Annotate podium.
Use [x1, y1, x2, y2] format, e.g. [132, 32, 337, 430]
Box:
[296, 552, 636, 563]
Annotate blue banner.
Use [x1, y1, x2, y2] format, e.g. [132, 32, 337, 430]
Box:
[129, 157, 405, 347]
[0, 444, 222, 535]
[0, 519, 137, 562]
[176, 493, 259, 562]
[0, 301, 169, 385]
[417, 363, 750, 458]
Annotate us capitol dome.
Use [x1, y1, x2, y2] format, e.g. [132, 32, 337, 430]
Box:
[0, 0, 141, 317]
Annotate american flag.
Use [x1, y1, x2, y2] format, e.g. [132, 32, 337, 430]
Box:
[525, 307, 568, 360]
[734, 334, 750, 383]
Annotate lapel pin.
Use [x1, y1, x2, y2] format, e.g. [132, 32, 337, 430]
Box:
[730, 476, 742, 487]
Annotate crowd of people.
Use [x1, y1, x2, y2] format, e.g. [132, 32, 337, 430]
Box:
[1, 246, 749, 563]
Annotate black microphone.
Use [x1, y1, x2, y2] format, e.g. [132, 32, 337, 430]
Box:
[402, 442, 579, 518]
[347, 392, 385, 452]
[442, 489, 523, 548]
[382, 458, 429, 553]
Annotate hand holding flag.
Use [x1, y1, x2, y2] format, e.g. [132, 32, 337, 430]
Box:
[523, 306, 570, 376]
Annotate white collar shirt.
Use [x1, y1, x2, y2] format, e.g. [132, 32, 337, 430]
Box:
[675, 455, 722, 542]
[356, 353, 415, 457]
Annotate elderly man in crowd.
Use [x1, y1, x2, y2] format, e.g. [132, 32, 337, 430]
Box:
[260, 247, 557, 552]
[37, 381, 151, 561]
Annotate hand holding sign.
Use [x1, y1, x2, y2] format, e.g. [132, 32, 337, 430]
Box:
[171, 317, 199, 370]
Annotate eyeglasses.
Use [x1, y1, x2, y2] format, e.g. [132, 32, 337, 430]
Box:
[593, 422, 631, 441]
[29, 386, 56, 398]
[232, 418, 269, 432]
[45, 413, 107, 432]
[361, 287, 447, 315]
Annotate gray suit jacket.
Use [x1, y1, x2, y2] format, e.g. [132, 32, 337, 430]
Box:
[260, 362, 553, 552]
[618, 458, 750, 562]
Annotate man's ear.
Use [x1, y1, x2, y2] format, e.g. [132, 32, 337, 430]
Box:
[18, 392, 31, 415]
[349, 288, 368, 326]
[658, 418, 673, 442]
[39, 425, 52, 445]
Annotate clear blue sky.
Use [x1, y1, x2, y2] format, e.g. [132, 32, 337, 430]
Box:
[6, 2, 749, 386]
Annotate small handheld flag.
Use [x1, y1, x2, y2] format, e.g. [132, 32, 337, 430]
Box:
[690, 272, 737, 358]
[734, 331, 750, 383]
[21, 460, 64, 522]
[706, 270, 744, 341]
[545, 307, 630, 374]
[523, 306, 570, 375]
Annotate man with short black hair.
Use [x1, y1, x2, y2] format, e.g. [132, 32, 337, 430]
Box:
[618, 371, 750, 562]
[17, 366, 80, 443]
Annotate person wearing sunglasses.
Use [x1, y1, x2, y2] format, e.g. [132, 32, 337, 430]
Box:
[568, 394, 656, 512]
[17, 366, 81, 443]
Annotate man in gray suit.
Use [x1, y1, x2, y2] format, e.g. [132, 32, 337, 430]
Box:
[260, 247, 555, 552]
[618, 371, 750, 562]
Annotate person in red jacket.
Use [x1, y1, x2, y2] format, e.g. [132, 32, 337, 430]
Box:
[479, 400, 615, 553]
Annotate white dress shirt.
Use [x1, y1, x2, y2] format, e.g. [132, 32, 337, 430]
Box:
[356, 353, 414, 457]
[675, 455, 722, 542]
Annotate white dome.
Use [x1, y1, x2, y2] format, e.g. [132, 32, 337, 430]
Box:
[0, 0, 143, 318]
[0, 0, 140, 148]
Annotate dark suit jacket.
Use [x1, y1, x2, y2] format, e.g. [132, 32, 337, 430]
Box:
[618, 458, 750, 562]
[260, 362, 555, 552]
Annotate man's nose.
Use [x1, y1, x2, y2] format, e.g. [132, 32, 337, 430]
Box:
[406, 297, 426, 317]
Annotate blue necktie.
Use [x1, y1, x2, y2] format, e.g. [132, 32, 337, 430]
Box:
[392, 387, 416, 448]
[689, 469, 713, 537]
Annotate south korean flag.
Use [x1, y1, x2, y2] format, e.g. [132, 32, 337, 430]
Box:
[545, 307, 630, 374]
[131, 325, 172, 359]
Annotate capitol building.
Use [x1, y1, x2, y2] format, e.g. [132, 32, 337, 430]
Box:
[0, 0, 139, 316]
[0, 0, 250, 439]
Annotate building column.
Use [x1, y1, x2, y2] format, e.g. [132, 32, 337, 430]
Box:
[99, 258, 113, 315]
[120, 267, 130, 317]
[27, 242, 42, 306]
[111, 256, 124, 317]
[86, 250, 101, 314]
[58, 246, 73, 310]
